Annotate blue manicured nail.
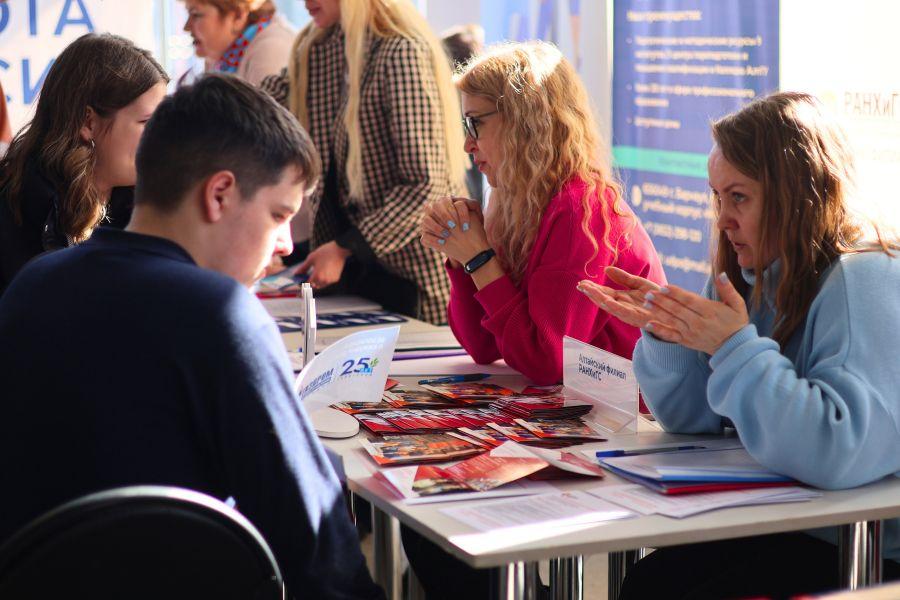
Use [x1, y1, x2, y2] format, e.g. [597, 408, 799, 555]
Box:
[462, 222, 470, 232]
[438, 238, 445, 245]
[645, 292, 655, 302]
[447, 220, 456, 229]
[645, 323, 654, 331]
[659, 287, 670, 295]
[718, 272, 729, 283]
[643, 301, 652, 309]
[442, 229, 450, 237]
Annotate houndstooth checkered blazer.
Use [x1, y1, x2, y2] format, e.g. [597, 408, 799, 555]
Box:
[261, 27, 464, 324]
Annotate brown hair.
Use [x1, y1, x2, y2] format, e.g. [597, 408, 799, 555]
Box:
[711, 91, 896, 345]
[199, 0, 276, 24]
[0, 33, 168, 243]
[136, 74, 321, 211]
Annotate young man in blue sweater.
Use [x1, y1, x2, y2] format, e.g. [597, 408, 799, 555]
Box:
[580, 92, 900, 597]
[0, 74, 383, 600]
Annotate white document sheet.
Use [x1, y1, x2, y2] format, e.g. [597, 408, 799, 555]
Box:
[441, 490, 634, 532]
[587, 484, 821, 518]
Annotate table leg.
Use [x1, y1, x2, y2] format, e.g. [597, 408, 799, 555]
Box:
[840, 520, 883, 589]
[347, 489, 360, 525]
[549, 556, 583, 600]
[608, 549, 648, 600]
[625, 548, 649, 570]
[406, 567, 426, 600]
[491, 562, 540, 600]
[372, 506, 404, 600]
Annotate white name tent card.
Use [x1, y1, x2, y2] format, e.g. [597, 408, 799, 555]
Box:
[563, 336, 639, 433]
[294, 326, 399, 436]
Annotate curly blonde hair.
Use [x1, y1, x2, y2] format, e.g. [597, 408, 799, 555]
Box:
[287, 0, 466, 199]
[455, 41, 630, 281]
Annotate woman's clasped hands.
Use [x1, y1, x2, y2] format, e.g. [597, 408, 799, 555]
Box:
[577, 267, 750, 355]
[420, 196, 490, 268]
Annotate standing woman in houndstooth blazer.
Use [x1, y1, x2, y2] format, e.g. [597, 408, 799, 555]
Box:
[261, 0, 467, 323]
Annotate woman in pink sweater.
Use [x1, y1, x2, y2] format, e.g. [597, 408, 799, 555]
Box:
[421, 41, 665, 385]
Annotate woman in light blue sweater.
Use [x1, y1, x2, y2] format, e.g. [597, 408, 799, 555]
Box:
[579, 91, 900, 598]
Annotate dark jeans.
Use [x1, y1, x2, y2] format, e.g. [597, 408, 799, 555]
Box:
[402, 526, 553, 600]
[402, 525, 493, 600]
[619, 532, 900, 600]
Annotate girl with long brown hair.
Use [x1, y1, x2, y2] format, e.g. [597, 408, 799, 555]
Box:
[579, 91, 900, 597]
[420, 41, 665, 385]
[0, 33, 168, 295]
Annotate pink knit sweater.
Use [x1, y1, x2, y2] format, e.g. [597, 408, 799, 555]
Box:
[447, 178, 666, 385]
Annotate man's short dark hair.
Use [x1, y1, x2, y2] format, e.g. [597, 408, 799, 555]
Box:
[135, 73, 321, 210]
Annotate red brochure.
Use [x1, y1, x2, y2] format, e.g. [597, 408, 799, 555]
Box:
[360, 433, 485, 466]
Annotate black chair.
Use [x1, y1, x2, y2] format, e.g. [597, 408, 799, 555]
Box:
[0, 486, 284, 600]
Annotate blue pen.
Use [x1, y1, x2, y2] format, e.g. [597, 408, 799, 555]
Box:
[595, 445, 705, 458]
[417, 373, 490, 385]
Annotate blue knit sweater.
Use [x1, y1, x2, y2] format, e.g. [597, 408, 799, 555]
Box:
[634, 251, 900, 562]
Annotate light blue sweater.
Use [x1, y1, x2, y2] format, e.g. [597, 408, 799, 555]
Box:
[634, 251, 900, 562]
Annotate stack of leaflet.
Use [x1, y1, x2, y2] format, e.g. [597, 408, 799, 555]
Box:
[515, 418, 607, 442]
[360, 433, 485, 465]
[353, 407, 517, 435]
[338, 380, 604, 448]
[458, 423, 581, 449]
[419, 382, 517, 405]
[382, 386, 466, 409]
[493, 394, 593, 419]
[597, 446, 796, 495]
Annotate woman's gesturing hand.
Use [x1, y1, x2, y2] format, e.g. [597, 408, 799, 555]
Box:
[578, 268, 749, 355]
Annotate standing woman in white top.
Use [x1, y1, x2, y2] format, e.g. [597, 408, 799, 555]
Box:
[182, 0, 296, 87]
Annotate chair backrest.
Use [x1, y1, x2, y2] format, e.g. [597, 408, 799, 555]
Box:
[0, 486, 284, 600]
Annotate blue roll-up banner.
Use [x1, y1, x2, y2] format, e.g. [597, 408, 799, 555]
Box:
[613, 0, 779, 292]
[0, 0, 155, 134]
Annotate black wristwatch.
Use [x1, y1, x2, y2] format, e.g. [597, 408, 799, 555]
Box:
[464, 248, 496, 274]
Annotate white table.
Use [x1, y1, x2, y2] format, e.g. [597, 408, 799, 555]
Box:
[342, 422, 900, 598]
[266, 299, 900, 600]
[334, 375, 900, 600]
